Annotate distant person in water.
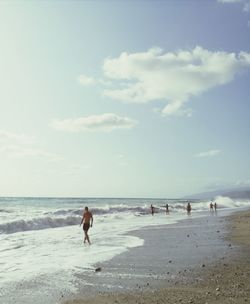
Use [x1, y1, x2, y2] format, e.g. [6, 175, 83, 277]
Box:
[80, 206, 93, 244]
[186, 202, 191, 215]
[165, 203, 169, 214]
[150, 204, 155, 215]
[210, 201, 214, 212]
[214, 202, 217, 211]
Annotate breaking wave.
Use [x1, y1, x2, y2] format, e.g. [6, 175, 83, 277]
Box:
[0, 216, 80, 234]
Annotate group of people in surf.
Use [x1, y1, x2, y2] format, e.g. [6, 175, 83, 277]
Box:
[150, 201, 218, 216]
[150, 202, 193, 215]
[209, 201, 217, 212]
[150, 203, 171, 215]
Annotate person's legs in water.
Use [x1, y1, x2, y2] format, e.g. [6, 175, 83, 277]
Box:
[83, 224, 91, 244]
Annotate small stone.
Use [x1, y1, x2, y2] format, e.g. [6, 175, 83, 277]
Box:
[187, 234, 190, 237]
[95, 267, 102, 272]
[169, 260, 172, 263]
[201, 264, 206, 268]
[216, 287, 220, 291]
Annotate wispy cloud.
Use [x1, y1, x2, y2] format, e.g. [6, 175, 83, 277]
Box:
[0, 129, 63, 162]
[218, 0, 250, 12]
[195, 149, 221, 158]
[81, 46, 250, 117]
[59, 164, 92, 176]
[0, 145, 63, 162]
[235, 179, 250, 186]
[243, 1, 250, 11]
[218, 0, 242, 3]
[78, 74, 96, 86]
[205, 178, 250, 191]
[50, 113, 137, 132]
[0, 130, 36, 145]
[116, 154, 128, 167]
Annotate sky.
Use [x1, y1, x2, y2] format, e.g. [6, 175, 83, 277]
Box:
[0, 0, 249, 198]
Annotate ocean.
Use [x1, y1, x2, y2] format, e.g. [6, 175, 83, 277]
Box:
[0, 196, 249, 303]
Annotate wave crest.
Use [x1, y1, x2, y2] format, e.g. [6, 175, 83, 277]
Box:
[0, 216, 80, 234]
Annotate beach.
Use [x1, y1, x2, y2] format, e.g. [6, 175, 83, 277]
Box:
[64, 210, 250, 304]
[1, 198, 249, 304]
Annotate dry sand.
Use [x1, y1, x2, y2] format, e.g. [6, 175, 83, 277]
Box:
[65, 210, 250, 304]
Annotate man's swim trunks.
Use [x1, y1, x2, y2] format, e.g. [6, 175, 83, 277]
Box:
[83, 223, 90, 231]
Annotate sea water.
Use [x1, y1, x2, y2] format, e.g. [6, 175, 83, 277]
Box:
[0, 196, 249, 302]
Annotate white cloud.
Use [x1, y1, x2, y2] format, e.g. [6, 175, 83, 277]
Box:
[101, 46, 250, 116]
[218, 0, 242, 3]
[0, 130, 36, 145]
[60, 164, 92, 176]
[78, 74, 96, 86]
[235, 179, 250, 186]
[204, 178, 250, 191]
[50, 113, 137, 132]
[0, 145, 63, 162]
[162, 100, 193, 117]
[195, 149, 221, 158]
[218, 0, 250, 13]
[243, 1, 250, 11]
[0, 130, 63, 162]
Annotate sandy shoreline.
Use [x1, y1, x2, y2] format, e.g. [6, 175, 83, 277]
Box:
[64, 210, 250, 304]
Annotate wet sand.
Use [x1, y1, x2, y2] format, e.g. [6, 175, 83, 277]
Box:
[64, 210, 250, 304]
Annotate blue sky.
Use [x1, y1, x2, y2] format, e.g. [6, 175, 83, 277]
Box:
[0, 0, 249, 198]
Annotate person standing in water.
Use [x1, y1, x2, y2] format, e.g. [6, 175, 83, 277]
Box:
[214, 202, 217, 212]
[186, 202, 191, 215]
[80, 206, 93, 244]
[150, 204, 155, 215]
[165, 203, 169, 214]
[210, 201, 214, 212]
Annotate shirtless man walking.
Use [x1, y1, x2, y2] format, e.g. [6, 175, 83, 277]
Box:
[80, 206, 93, 244]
